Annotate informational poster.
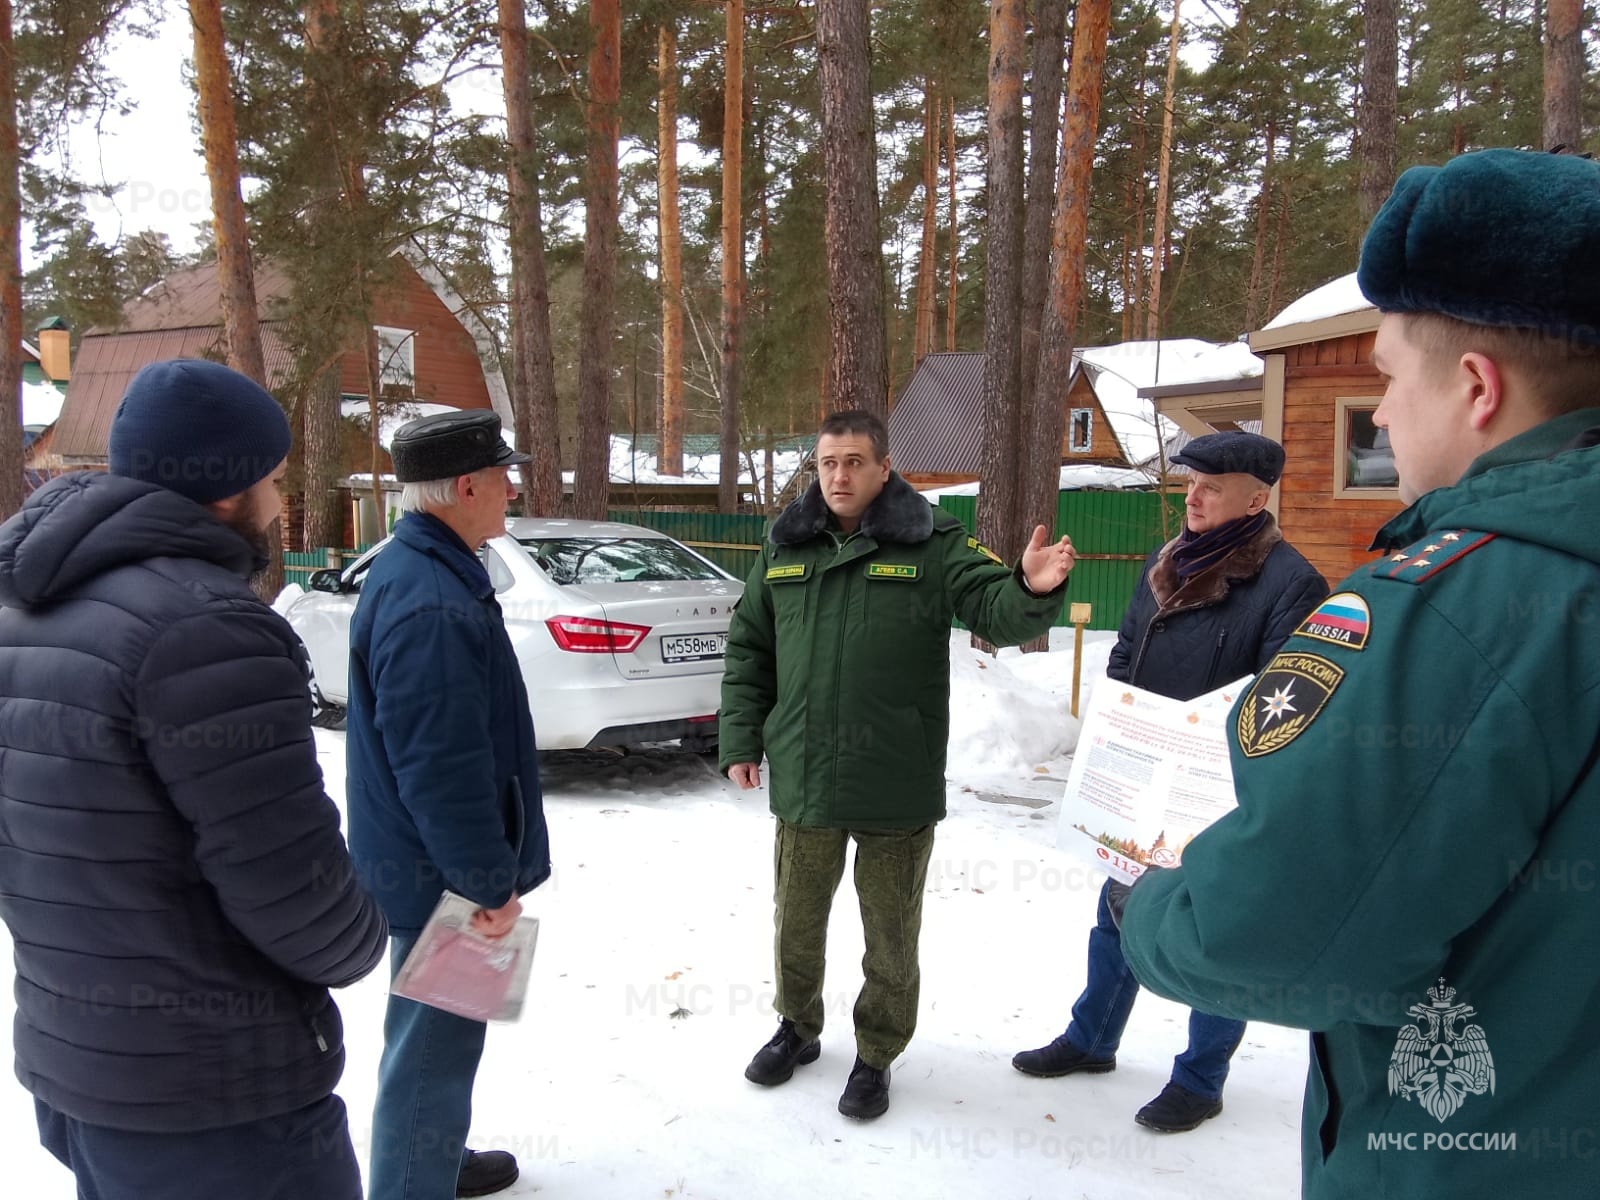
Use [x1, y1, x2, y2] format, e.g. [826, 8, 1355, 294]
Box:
[1055, 676, 1252, 884]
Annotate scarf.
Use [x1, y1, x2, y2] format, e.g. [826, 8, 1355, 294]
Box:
[1169, 510, 1269, 582]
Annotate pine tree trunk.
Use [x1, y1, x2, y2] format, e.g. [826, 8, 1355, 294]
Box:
[499, 0, 563, 516]
[657, 22, 685, 478]
[1145, 0, 1181, 339]
[913, 81, 939, 363]
[1244, 121, 1277, 332]
[817, 0, 887, 415]
[1358, 0, 1398, 222]
[302, 366, 342, 548]
[190, 0, 266, 386]
[1020, 0, 1069, 414]
[361, 315, 384, 539]
[1025, 0, 1111, 556]
[1544, 0, 1584, 151]
[1268, 117, 1297, 319]
[300, 0, 348, 553]
[1131, 58, 1148, 327]
[575, 0, 620, 520]
[977, 0, 1027, 563]
[945, 95, 959, 351]
[719, 0, 744, 513]
[0, 0, 21, 522]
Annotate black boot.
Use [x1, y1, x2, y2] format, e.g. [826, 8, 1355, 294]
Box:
[1011, 1034, 1116, 1078]
[745, 1019, 821, 1086]
[1134, 1081, 1223, 1132]
[837, 1056, 890, 1120]
[457, 1148, 519, 1197]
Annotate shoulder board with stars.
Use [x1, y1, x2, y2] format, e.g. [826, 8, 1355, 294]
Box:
[1371, 530, 1496, 585]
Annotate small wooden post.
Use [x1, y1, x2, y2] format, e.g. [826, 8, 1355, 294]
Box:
[1069, 602, 1093, 717]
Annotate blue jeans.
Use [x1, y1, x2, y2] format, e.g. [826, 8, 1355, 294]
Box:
[35, 1094, 361, 1200]
[1063, 879, 1245, 1100]
[368, 933, 489, 1200]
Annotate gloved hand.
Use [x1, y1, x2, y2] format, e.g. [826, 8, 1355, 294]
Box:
[1106, 866, 1166, 930]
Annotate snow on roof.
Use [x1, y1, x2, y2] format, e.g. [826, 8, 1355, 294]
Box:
[1261, 271, 1374, 331]
[21, 379, 65, 429]
[918, 462, 1155, 500]
[1075, 340, 1259, 464]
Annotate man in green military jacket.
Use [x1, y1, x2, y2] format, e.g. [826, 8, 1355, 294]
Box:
[1118, 148, 1600, 1197]
[721, 409, 1072, 1120]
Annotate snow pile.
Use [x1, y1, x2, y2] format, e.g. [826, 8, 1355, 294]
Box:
[946, 634, 1076, 777]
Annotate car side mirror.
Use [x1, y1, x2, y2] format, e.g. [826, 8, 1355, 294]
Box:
[308, 569, 344, 594]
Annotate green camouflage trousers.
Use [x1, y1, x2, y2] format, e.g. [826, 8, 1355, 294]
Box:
[771, 817, 936, 1069]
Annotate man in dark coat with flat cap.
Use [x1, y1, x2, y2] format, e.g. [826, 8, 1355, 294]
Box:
[1013, 431, 1326, 1132]
[1119, 148, 1600, 1198]
[347, 410, 552, 1200]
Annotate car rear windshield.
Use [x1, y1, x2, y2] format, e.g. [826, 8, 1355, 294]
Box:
[516, 537, 727, 585]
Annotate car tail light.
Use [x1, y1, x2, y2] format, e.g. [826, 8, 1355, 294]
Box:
[545, 615, 651, 653]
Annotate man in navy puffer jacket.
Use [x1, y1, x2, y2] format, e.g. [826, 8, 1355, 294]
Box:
[0, 359, 386, 1199]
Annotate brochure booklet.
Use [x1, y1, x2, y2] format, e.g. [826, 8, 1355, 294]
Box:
[391, 890, 538, 1023]
[1055, 676, 1252, 884]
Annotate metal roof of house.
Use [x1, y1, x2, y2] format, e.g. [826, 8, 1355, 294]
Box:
[51, 325, 298, 461]
[888, 352, 985, 474]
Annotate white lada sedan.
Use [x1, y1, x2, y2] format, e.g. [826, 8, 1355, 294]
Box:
[284, 517, 743, 751]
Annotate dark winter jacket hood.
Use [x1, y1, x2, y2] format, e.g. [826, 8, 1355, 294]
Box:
[0, 471, 257, 609]
[770, 471, 935, 546]
[0, 469, 386, 1133]
[1374, 408, 1600, 565]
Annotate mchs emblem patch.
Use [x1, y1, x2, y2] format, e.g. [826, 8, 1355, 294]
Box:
[1237, 651, 1344, 758]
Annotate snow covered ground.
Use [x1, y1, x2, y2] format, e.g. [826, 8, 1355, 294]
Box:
[1, 630, 1310, 1198]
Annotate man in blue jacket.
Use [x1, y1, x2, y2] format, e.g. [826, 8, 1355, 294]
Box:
[0, 359, 387, 1199]
[347, 410, 551, 1200]
[1013, 432, 1326, 1132]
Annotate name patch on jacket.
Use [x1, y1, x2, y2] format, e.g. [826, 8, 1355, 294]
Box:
[766, 563, 809, 582]
[1374, 530, 1495, 585]
[1237, 651, 1344, 758]
[866, 563, 919, 580]
[1297, 592, 1371, 651]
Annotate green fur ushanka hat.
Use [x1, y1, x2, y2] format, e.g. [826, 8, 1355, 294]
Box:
[1357, 148, 1600, 346]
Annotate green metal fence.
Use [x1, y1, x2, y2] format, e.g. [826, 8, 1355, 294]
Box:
[934, 491, 1183, 630]
[285, 493, 1179, 630]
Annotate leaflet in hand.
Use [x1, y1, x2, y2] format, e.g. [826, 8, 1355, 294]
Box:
[1055, 676, 1252, 884]
[391, 891, 539, 1023]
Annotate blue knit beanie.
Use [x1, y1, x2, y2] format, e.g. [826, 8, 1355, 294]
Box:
[108, 359, 292, 505]
[1358, 148, 1600, 345]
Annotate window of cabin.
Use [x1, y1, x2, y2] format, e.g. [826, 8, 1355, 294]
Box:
[1068, 408, 1094, 454]
[374, 326, 416, 391]
[1334, 397, 1400, 499]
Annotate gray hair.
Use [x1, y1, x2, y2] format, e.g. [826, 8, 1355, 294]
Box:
[399, 476, 463, 512]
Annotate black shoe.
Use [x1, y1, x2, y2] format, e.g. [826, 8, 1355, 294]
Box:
[744, 1019, 822, 1086]
[1011, 1034, 1117, 1078]
[457, 1148, 519, 1197]
[837, 1056, 890, 1120]
[1134, 1081, 1224, 1132]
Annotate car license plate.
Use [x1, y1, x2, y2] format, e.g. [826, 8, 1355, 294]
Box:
[660, 632, 726, 663]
